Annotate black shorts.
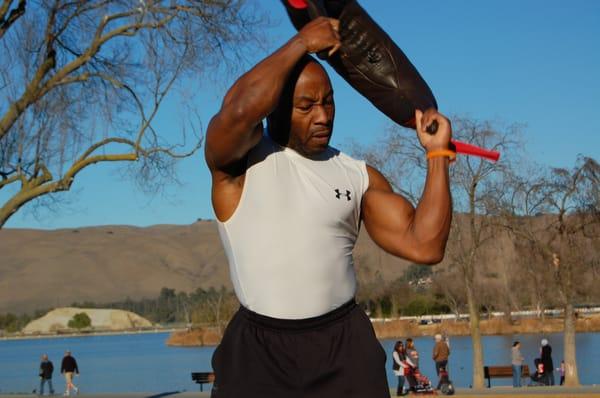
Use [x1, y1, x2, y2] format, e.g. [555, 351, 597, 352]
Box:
[211, 299, 390, 398]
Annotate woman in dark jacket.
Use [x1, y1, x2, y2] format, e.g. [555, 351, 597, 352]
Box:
[540, 339, 554, 385]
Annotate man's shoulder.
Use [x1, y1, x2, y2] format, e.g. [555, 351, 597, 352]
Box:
[247, 134, 280, 163]
[330, 146, 359, 162]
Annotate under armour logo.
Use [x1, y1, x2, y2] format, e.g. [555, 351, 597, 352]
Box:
[334, 189, 351, 201]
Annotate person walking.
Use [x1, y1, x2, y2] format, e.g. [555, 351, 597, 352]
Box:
[432, 333, 450, 389]
[392, 341, 409, 396]
[540, 339, 554, 385]
[38, 354, 55, 396]
[511, 341, 524, 387]
[60, 350, 79, 396]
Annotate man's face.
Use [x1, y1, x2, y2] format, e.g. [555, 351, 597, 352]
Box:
[288, 62, 335, 156]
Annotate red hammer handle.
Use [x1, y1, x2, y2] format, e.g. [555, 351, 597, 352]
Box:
[426, 120, 500, 162]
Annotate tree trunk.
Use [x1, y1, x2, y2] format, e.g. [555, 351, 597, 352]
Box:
[563, 303, 580, 386]
[466, 281, 485, 388]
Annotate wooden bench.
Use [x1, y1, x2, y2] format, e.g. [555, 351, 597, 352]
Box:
[191, 372, 215, 392]
[484, 365, 529, 388]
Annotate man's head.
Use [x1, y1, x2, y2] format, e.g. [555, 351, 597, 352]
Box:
[434, 334, 442, 342]
[42, 354, 48, 361]
[267, 55, 335, 157]
[65, 350, 71, 356]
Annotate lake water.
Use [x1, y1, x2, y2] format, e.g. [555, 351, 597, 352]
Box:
[1, 331, 598, 393]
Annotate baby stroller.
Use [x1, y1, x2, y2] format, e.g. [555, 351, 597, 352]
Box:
[406, 367, 436, 395]
[437, 366, 455, 396]
[529, 358, 547, 386]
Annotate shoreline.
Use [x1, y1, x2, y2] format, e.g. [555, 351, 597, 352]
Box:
[167, 314, 600, 347]
[0, 327, 187, 342]
[5, 313, 600, 346]
[373, 313, 600, 339]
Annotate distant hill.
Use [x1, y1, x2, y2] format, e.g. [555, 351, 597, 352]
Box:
[4, 215, 594, 315]
[22, 307, 152, 334]
[0, 220, 411, 313]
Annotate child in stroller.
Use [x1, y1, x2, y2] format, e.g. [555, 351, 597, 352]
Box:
[529, 358, 547, 386]
[406, 367, 436, 395]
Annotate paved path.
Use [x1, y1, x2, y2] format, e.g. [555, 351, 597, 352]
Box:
[2, 386, 600, 397]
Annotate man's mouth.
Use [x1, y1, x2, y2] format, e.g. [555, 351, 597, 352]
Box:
[311, 129, 331, 139]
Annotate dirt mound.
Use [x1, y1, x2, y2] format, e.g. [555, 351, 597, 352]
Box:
[22, 307, 152, 334]
[166, 327, 221, 346]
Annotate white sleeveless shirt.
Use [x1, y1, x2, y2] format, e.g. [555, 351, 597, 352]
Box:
[217, 135, 370, 319]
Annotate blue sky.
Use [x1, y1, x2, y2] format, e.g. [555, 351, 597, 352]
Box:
[3, 0, 600, 229]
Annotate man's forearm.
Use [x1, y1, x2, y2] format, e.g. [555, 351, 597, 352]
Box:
[220, 36, 308, 127]
[412, 157, 452, 260]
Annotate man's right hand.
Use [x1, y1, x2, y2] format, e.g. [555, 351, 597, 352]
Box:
[298, 17, 341, 57]
[415, 108, 452, 153]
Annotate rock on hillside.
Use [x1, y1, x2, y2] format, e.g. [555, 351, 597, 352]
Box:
[22, 307, 152, 334]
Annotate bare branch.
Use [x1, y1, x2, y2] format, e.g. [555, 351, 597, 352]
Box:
[0, 171, 20, 189]
[0, 0, 268, 227]
[0, 0, 25, 40]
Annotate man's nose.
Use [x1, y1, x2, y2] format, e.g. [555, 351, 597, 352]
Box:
[313, 104, 331, 124]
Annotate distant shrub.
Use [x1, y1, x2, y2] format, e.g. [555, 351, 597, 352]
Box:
[379, 296, 393, 317]
[0, 312, 31, 333]
[68, 312, 92, 329]
[402, 297, 451, 316]
[403, 298, 431, 316]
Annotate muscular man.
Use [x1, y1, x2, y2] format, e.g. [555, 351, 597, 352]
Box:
[205, 17, 452, 398]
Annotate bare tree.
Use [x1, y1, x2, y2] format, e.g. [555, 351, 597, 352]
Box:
[0, 0, 265, 228]
[499, 156, 599, 386]
[191, 286, 238, 334]
[352, 116, 523, 388]
[513, 238, 557, 320]
[432, 268, 466, 319]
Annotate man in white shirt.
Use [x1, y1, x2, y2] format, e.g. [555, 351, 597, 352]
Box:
[205, 16, 452, 398]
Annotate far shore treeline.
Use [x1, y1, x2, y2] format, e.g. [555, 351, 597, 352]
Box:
[0, 286, 234, 333]
[2, 257, 598, 335]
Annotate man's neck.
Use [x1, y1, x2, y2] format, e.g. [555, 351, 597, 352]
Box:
[267, 130, 332, 160]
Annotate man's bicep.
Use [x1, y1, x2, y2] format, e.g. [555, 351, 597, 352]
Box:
[205, 111, 263, 172]
[362, 165, 419, 259]
[365, 164, 393, 192]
